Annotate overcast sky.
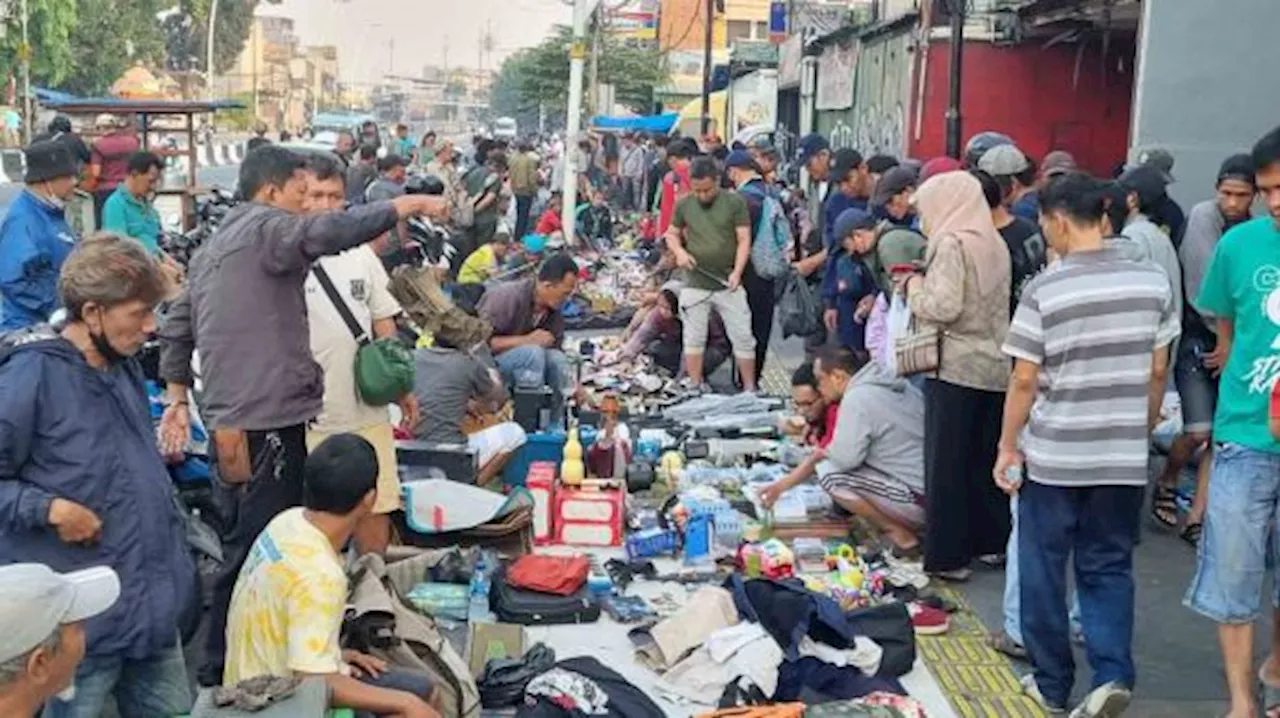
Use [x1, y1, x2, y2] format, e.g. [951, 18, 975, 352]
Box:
[267, 0, 571, 84]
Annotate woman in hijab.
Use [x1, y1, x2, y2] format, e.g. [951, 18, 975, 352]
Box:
[902, 170, 1013, 580]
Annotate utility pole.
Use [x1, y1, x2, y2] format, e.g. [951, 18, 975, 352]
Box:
[561, 0, 592, 242]
[587, 8, 600, 115]
[388, 37, 395, 75]
[205, 0, 219, 100]
[944, 0, 965, 159]
[700, 0, 713, 137]
[19, 0, 30, 143]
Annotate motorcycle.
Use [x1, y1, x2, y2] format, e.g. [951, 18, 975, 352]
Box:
[160, 187, 238, 268]
[379, 173, 463, 274]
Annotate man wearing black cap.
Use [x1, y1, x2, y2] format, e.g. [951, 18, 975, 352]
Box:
[1138, 148, 1187, 244]
[1151, 153, 1257, 546]
[818, 149, 871, 334]
[0, 141, 79, 331]
[658, 138, 697, 235]
[870, 166, 915, 228]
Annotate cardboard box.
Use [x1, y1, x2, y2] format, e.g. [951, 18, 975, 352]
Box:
[466, 622, 526, 677]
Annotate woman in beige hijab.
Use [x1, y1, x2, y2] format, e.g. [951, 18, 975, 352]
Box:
[901, 169, 1013, 580]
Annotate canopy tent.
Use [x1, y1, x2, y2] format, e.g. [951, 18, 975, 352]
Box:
[589, 112, 679, 135]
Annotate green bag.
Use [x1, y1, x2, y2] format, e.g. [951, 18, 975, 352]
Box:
[312, 263, 415, 406]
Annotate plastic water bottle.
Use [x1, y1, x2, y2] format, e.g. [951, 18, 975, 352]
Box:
[469, 553, 495, 623]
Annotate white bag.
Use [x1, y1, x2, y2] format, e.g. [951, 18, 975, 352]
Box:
[885, 292, 912, 377]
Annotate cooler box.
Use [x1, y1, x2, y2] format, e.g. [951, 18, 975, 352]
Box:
[554, 487, 625, 547]
[503, 431, 566, 487]
[527, 461, 557, 545]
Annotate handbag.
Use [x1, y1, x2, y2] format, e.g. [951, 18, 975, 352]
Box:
[312, 263, 415, 406]
[891, 283, 941, 378]
[892, 314, 942, 377]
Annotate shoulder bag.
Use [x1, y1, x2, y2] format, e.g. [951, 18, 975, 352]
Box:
[892, 283, 943, 377]
[312, 263, 415, 406]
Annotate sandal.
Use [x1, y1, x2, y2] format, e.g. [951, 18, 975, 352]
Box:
[1150, 484, 1179, 529]
[1181, 522, 1203, 548]
[989, 630, 1028, 660]
[1259, 665, 1280, 718]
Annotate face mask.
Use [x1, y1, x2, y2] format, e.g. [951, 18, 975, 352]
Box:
[89, 309, 129, 366]
[55, 681, 77, 702]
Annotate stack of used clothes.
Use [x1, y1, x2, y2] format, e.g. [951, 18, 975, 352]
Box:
[626, 575, 919, 710]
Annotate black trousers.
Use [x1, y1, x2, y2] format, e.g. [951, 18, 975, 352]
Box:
[514, 193, 534, 240]
[742, 265, 775, 375]
[922, 378, 1010, 573]
[200, 424, 308, 686]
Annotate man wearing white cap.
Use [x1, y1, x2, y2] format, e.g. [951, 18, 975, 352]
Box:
[0, 564, 120, 717]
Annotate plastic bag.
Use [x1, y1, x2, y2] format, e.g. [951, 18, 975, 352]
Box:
[884, 292, 912, 376]
[778, 272, 821, 339]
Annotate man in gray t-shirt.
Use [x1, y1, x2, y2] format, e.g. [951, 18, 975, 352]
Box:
[412, 343, 527, 488]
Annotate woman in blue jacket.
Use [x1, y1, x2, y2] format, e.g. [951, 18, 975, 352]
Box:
[0, 233, 195, 717]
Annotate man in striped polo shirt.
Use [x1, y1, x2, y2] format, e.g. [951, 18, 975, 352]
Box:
[995, 172, 1179, 717]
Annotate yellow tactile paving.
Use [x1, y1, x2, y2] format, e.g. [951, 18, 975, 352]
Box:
[919, 586, 1048, 717]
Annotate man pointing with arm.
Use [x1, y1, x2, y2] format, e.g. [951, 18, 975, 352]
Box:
[156, 145, 447, 687]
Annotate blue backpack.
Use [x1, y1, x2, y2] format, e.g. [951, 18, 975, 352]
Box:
[750, 193, 794, 281]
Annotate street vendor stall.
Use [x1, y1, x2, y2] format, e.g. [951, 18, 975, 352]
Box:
[37, 94, 244, 230]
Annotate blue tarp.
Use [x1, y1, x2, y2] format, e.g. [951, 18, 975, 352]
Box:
[589, 112, 679, 134]
[34, 87, 243, 112]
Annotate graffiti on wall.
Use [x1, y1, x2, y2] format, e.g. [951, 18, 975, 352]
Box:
[829, 120, 856, 150]
[854, 104, 905, 157]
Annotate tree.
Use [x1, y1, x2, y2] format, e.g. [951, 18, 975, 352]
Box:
[490, 24, 666, 122]
[63, 0, 167, 95]
[0, 0, 77, 88]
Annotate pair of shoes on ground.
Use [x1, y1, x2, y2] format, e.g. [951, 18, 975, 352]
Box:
[1020, 674, 1132, 717]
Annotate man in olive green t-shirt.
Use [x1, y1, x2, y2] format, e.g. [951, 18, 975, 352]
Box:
[664, 156, 758, 391]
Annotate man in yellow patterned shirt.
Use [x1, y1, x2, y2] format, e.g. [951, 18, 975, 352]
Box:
[224, 434, 439, 718]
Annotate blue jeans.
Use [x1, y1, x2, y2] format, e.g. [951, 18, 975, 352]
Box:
[1185, 442, 1280, 623]
[495, 346, 568, 422]
[354, 666, 435, 718]
[1003, 494, 1083, 646]
[1019, 480, 1143, 708]
[42, 639, 191, 718]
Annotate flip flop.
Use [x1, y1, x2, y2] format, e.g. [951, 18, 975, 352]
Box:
[1150, 484, 1179, 529]
[1258, 665, 1280, 718]
[1181, 522, 1203, 548]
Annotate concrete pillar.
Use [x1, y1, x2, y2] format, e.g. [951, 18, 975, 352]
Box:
[1130, 0, 1280, 207]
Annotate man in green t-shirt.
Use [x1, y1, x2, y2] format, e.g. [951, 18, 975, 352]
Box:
[1185, 124, 1280, 718]
[664, 156, 758, 391]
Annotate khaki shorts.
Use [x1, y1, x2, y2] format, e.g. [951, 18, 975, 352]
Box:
[306, 423, 401, 514]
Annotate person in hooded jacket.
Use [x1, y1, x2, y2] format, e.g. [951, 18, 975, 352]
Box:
[0, 141, 80, 331]
[904, 171, 1013, 580]
[0, 233, 195, 717]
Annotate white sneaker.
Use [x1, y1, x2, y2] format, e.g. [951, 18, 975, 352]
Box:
[1069, 681, 1131, 718]
[1020, 674, 1067, 715]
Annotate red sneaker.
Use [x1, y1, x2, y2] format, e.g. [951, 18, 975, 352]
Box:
[908, 601, 950, 635]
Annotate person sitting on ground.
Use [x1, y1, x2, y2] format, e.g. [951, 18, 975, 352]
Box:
[224, 434, 440, 718]
[478, 252, 579, 426]
[0, 564, 121, 718]
[579, 188, 614, 246]
[616, 287, 729, 376]
[412, 332, 527, 489]
[458, 229, 513, 285]
[534, 191, 564, 239]
[761, 348, 926, 557]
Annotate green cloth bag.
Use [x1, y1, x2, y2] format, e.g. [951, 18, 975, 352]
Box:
[312, 264, 414, 407]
